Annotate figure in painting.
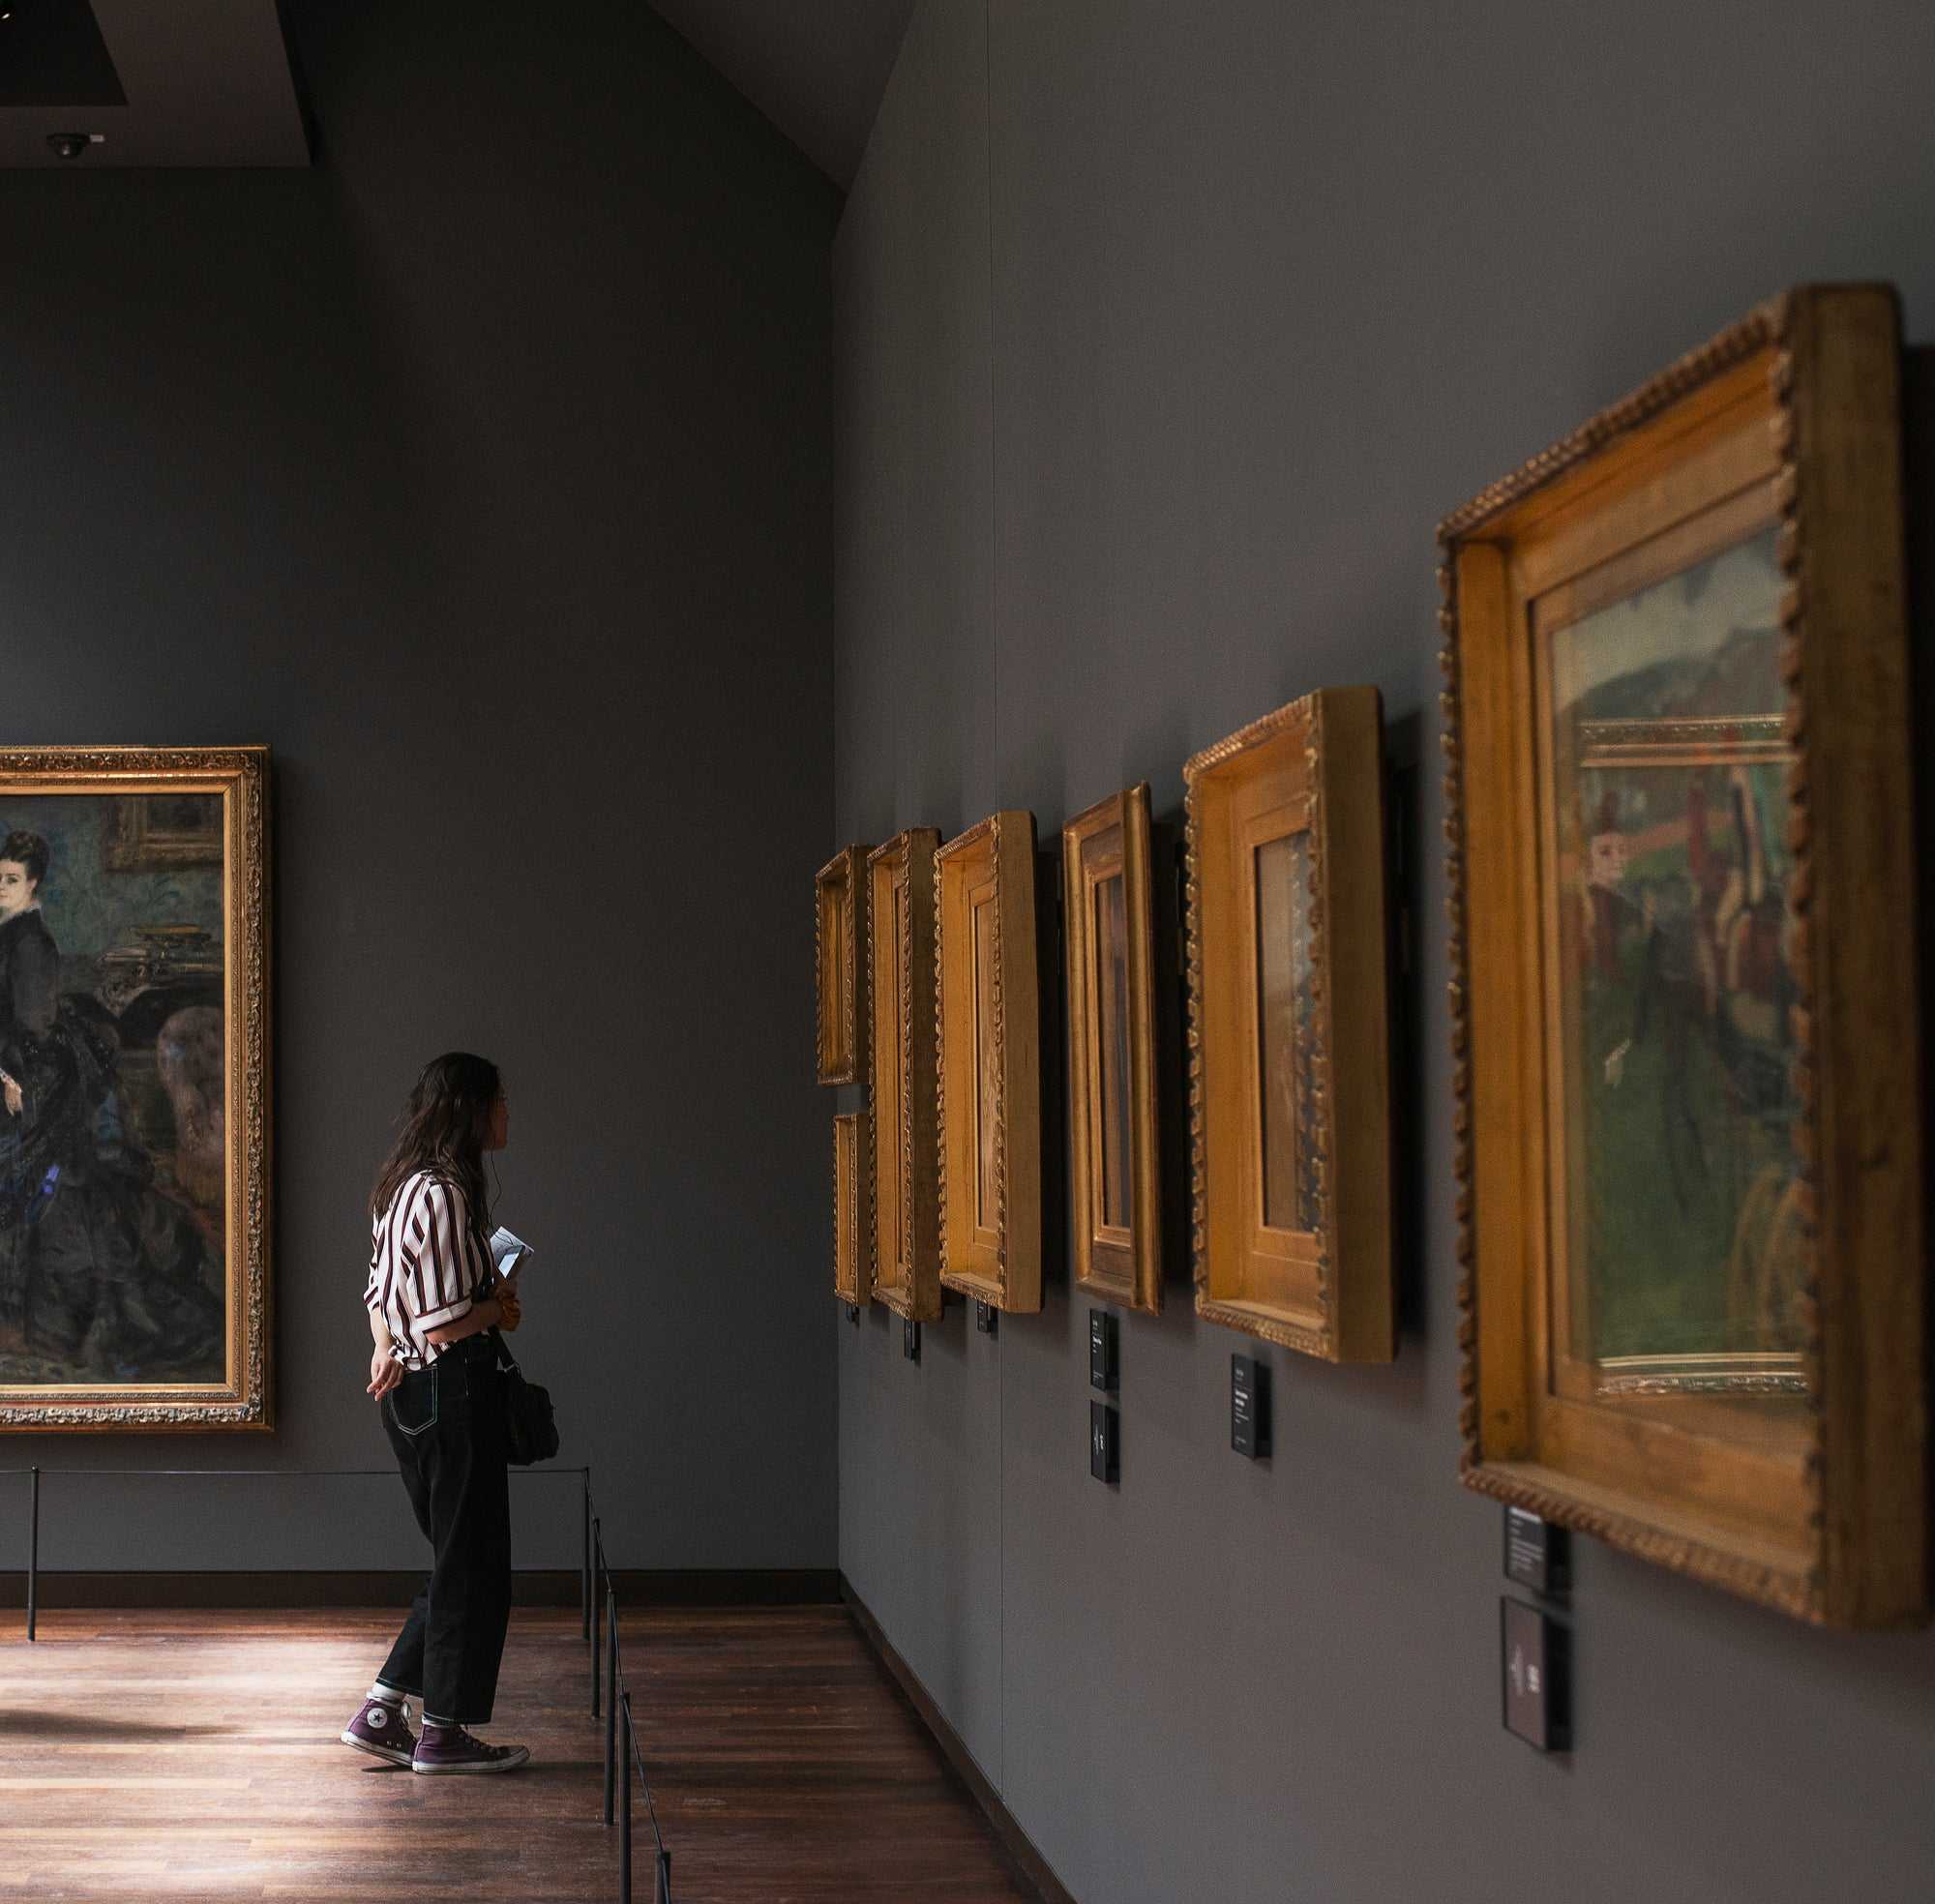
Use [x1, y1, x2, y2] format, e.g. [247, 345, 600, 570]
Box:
[1591, 763, 1802, 1361]
[0, 827, 222, 1379]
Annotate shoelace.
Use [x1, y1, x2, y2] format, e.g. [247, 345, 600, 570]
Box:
[427, 1725, 491, 1754]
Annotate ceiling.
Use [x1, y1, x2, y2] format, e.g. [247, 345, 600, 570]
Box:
[0, 2, 906, 183]
[648, 0, 911, 189]
[0, 0, 308, 166]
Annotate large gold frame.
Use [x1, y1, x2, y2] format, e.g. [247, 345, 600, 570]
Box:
[1063, 786, 1162, 1314]
[867, 830, 942, 1321]
[1440, 284, 1925, 1625]
[1184, 689, 1393, 1361]
[0, 746, 273, 1432]
[936, 811, 1041, 1314]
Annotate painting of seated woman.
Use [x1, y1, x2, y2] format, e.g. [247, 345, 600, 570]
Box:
[0, 750, 270, 1430]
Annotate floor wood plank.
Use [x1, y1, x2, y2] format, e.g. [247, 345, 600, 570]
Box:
[0, 1607, 1035, 1903]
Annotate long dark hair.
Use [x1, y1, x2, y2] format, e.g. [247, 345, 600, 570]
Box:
[370, 1051, 501, 1235]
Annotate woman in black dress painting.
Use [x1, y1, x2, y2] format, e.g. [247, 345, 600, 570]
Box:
[0, 826, 220, 1376]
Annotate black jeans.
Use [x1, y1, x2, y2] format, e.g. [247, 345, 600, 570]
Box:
[378, 1335, 513, 1724]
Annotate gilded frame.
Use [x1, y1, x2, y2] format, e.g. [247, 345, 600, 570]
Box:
[866, 830, 942, 1321]
[815, 844, 871, 1087]
[0, 746, 272, 1432]
[1440, 284, 1925, 1625]
[833, 1110, 873, 1306]
[1063, 786, 1161, 1314]
[936, 811, 1042, 1314]
[1183, 688, 1393, 1360]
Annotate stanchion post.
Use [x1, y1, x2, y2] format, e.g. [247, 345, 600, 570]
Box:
[604, 1586, 618, 1825]
[657, 1848, 671, 1903]
[580, 1473, 591, 1643]
[590, 1517, 602, 1718]
[619, 1691, 634, 1904]
[27, 1467, 40, 1644]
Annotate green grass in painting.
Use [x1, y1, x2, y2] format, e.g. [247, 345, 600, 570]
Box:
[1574, 959, 1794, 1361]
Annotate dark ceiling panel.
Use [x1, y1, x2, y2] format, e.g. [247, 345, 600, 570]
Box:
[649, 0, 911, 188]
[0, 0, 307, 166]
[0, 0, 126, 107]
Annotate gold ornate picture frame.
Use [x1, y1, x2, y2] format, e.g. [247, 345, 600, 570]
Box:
[815, 844, 871, 1086]
[936, 811, 1041, 1314]
[0, 746, 272, 1432]
[1440, 284, 1925, 1625]
[867, 830, 942, 1321]
[1063, 786, 1161, 1314]
[833, 1111, 873, 1306]
[1184, 689, 1393, 1360]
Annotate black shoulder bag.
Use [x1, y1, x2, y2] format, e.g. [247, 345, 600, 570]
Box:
[491, 1328, 559, 1466]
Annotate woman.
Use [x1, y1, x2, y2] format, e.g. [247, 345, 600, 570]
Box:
[342, 1051, 530, 1774]
[0, 830, 71, 1339]
[0, 827, 216, 1371]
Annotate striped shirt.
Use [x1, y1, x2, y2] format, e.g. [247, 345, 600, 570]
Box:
[365, 1170, 492, 1368]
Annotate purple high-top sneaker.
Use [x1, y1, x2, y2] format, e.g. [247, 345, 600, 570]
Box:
[340, 1696, 417, 1768]
[411, 1722, 531, 1775]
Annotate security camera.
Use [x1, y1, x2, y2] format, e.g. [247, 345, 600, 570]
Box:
[46, 133, 91, 160]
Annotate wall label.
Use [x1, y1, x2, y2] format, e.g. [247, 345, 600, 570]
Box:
[1231, 1354, 1270, 1458]
[1501, 1598, 1570, 1752]
[1090, 1400, 1119, 1483]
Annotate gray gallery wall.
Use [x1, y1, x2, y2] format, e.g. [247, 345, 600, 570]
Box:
[832, 4, 1935, 1902]
[0, 0, 840, 1571]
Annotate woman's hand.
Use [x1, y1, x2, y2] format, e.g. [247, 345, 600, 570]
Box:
[368, 1343, 403, 1397]
[495, 1281, 522, 1333]
[1, 1071, 20, 1118]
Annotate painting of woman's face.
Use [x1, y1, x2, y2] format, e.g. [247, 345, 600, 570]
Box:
[0, 860, 37, 919]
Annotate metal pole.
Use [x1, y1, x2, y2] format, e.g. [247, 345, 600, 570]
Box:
[581, 1473, 592, 1643]
[27, 1467, 39, 1644]
[590, 1518, 602, 1718]
[657, 1849, 671, 1903]
[619, 1691, 633, 1904]
[604, 1586, 618, 1825]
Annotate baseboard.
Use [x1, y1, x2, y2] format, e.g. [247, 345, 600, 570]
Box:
[841, 1573, 1077, 1904]
[1, 1567, 842, 1610]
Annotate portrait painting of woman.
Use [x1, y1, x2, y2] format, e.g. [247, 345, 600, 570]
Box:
[0, 749, 270, 1431]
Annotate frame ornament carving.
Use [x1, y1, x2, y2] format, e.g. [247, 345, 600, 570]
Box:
[1440, 284, 1925, 1625]
[0, 745, 272, 1432]
[1063, 785, 1162, 1315]
[1183, 690, 1393, 1360]
[865, 830, 942, 1321]
[936, 811, 1041, 1314]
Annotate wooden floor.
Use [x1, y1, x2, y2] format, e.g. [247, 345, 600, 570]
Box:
[0, 1605, 1036, 1904]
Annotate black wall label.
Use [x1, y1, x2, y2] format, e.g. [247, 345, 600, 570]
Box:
[975, 1299, 997, 1335]
[1231, 1354, 1270, 1458]
[903, 1319, 921, 1362]
[1089, 1309, 1118, 1391]
[1503, 1506, 1569, 1597]
[1089, 1400, 1119, 1483]
[1501, 1598, 1570, 1752]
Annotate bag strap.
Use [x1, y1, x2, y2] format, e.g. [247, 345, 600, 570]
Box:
[488, 1325, 522, 1374]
